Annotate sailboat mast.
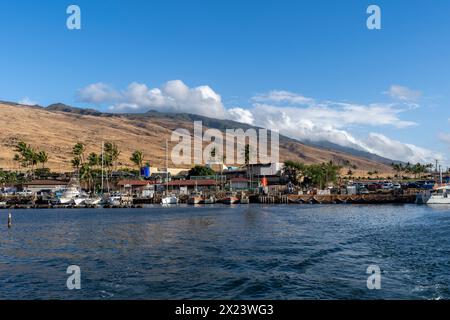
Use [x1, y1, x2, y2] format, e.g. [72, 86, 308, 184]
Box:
[101, 141, 104, 192]
[166, 139, 169, 194]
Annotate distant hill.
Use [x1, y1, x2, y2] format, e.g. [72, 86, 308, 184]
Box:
[0, 101, 394, 175]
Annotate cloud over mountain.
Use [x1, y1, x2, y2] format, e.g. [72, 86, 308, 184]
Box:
[77, 81, 443, 164]
[78, 80, 227, 119]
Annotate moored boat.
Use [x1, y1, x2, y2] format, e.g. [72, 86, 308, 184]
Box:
[240, 194, 250, 204]
[203, 195, 216, 204]
[223, 193, 239, 205]
[426, 185, 450, 204]
[85, 196, 102, 206]
[188, 193, 203, 205]
[162, 195, 179, 205]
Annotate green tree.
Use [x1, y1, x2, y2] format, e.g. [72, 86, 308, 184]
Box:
[104, 142, 121, 172]
[37, 150, 48, 169]
[188, 165, 216, 178]
[71, 157, 81, 171]
[284, 160, 307, 186]
[73, 143, 86, 164]
[79, 163, 93, 191]
[88, 152, 100, 167]
[13, 141, 39, 178]
[130, 150, 144, 170]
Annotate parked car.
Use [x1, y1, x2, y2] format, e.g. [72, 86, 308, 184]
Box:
[382, 183, 394, 190]
[16, 189, 34, 197]
[359, 188, 370, 194]
[368, 183, 382, 191]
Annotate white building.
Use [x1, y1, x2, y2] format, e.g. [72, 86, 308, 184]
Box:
[248, 163, 284, 176]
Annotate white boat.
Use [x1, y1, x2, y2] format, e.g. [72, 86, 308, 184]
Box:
[85, 196, 102, 206]
[107, 193, 122, 206]
[240, 195, 250, 204]
[59, 186, 81, 204]
[161, 140, 178, 205]
[161, 195, 178, 205]
[203, 195, 216, 204]
[427, 186, 450, 204]
[73, 195, 88, 206]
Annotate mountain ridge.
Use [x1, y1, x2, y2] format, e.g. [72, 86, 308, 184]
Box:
[0, 100, 394, 174]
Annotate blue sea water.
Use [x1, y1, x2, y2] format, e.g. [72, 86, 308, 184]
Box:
[0, 204, 449, 300]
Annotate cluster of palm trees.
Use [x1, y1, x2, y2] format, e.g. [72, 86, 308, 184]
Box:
[13, 141, 48, 177]
[71, 142, 123, 191]
[284, 160, 342, 189]
[391, 162, 434, 179]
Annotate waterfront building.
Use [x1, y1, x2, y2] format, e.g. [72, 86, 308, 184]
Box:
[229, 177, 250, 190]
[22, 179, 69, 193]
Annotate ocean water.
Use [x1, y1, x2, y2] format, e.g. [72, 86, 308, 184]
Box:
[0, 204, 449, 300]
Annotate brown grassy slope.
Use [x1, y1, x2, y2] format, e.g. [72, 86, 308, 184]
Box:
[0, 103, 393, 174]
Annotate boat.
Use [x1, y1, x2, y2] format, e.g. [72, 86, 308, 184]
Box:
[161, 195, 178, 205]
[161, 140, 179, 205]
[223, 193, 239, 205]
[426, 186, 450, 204]
[240, 193, 250, 204]
[203, 195, 216, 204]
[73, 193, 89, 206]
[59, 186, 81, 205]
[0, 201, 7, 208]
[188, 193, 203, 205]
[85, 196, 102, 206]
[106, 193, 123, 206]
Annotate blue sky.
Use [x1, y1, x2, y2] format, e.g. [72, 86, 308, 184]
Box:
[0, 0, 449, 164]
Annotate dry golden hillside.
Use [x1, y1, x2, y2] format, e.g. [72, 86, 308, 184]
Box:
[0, 102, 393, 175]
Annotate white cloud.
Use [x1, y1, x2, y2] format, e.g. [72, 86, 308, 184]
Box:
[77, 83, 120, 104]
[78, 80, 227, 118]
[19, 97, 38, 106]
[438, 133, 450, 146]
[386, 85, 422, 101]
[76, 80, 441, 164]
[241, 103, 440, 163]
[227, 107, 255, 125]
[230, 92, 440, 163]
[362, 133, 444, 164]
[252, 90, 315, 105]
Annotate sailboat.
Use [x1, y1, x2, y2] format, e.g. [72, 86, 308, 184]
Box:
[161, 140, 179, 205]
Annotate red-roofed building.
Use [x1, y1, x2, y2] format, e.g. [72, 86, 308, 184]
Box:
[116, 180, 158, 197]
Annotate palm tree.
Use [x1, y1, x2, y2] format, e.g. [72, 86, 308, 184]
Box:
[88, 153, 100, 168]
[71, 157, 81, 171]
[73, 143, 86, 164]
[79, 163, 93, 192]
[104, 142, 121, 172]
[13, 141, 40, 178]
[37, 151, 48, 169]
[130, 150, 144, 171]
